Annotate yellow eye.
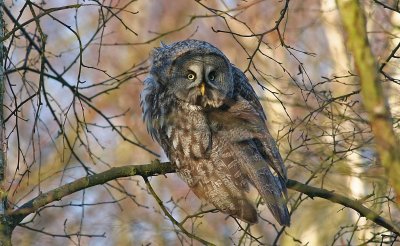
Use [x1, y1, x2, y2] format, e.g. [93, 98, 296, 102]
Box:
[187, 73, 196, 80]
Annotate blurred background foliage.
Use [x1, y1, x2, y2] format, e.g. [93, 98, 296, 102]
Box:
[3, 0, 400, 245]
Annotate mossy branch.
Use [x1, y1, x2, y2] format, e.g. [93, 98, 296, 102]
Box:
[8, 161, 400, 236]
[11, 160, 174, 225]
[288, 180, 400, 235]
[336, 0, 400, 199]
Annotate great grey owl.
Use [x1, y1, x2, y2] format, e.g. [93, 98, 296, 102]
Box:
[140, 39, 290, 226]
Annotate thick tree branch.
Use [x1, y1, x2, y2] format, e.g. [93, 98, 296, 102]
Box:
[336, 0, 400, 198]
[9, 162, 400, 236]
[11, 160, 174, 225]
[287, 180, 400, 235]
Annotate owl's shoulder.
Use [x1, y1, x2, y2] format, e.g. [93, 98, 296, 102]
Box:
[232, 66, 267, 121]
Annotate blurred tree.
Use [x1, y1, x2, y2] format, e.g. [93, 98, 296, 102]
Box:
[0, 0, 399, 245]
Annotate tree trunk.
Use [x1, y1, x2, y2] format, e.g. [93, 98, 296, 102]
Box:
[337, 0, 400, 200]
[0, 220, 12, 246]
[0, 1, 12, 245]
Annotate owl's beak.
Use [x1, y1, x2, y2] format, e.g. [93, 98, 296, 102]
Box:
[199, 82, 206, 96]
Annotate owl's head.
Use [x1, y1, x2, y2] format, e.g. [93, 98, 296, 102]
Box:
[149, 39, 234, 108]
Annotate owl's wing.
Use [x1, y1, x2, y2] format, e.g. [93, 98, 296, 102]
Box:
[232, 66, 267, 121]
[232, 67, 288, 184]
[140, 75, 163, 143]
[230, 67, 290, 225]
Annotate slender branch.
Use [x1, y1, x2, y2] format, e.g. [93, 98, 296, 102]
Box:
[336, 0, 400, 199]
[9, 161, 400, 236]
[0, 3, 82, 42]
[144, 176, 215, 246]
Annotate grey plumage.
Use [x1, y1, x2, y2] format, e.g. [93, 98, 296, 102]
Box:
[140, 39, 290, 226]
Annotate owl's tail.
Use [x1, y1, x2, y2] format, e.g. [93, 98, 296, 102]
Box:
[255, 168, 290, 226]
[238, 144, 291, 226]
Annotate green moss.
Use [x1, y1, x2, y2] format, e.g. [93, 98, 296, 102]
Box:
[336, 0, 400, 195]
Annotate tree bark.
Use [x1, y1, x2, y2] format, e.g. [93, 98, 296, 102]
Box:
[0, 1, 12, 245]
[336, 0, 400, 200]
[9, 161, 400, 236]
